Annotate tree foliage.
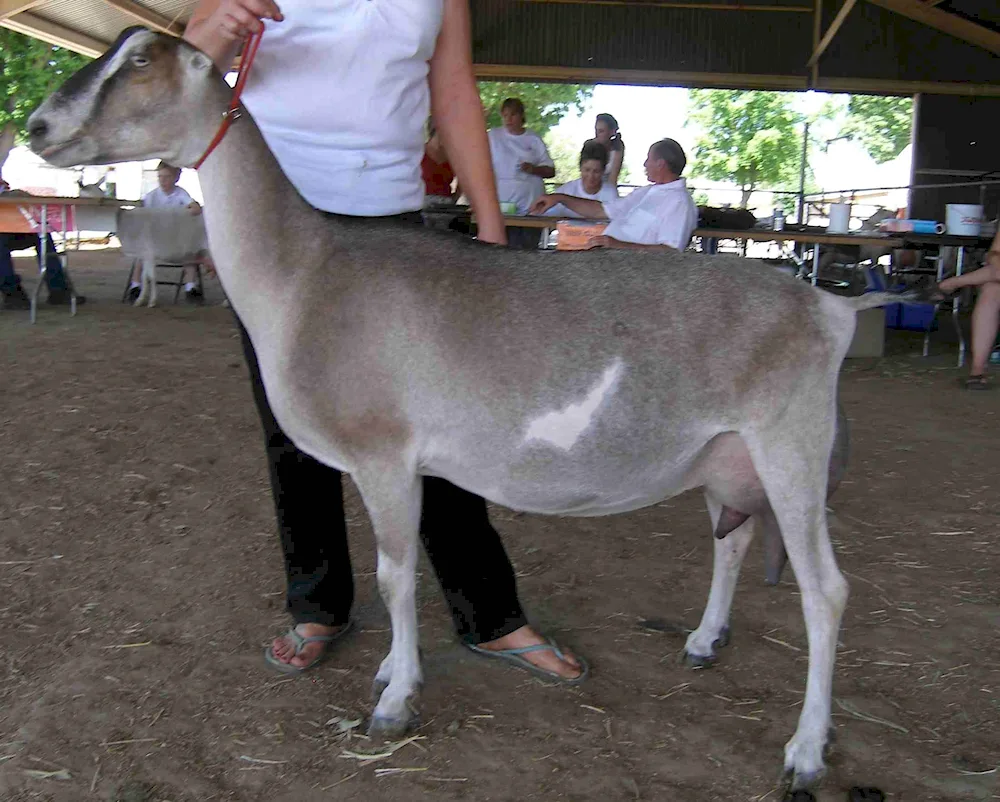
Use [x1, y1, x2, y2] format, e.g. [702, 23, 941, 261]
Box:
[840, 95, 913, 164]
[478, 81, 593, 138]
[1, 29, 90, 166]
[686, 89, 805, 208]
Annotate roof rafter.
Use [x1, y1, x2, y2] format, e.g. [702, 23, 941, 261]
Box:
[807, 0, 859, 67]
[0, 0, 47, 20]
[0, 11, 107, 56]
[99, 0, 184, 36]
[865, 0, 1000, 55]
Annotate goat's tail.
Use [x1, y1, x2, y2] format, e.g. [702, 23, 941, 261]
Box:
[843, 286, 944, 312]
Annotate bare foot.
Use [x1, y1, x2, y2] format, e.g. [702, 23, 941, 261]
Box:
[479, 625, 583, 680]
[270, 622, 347, 670]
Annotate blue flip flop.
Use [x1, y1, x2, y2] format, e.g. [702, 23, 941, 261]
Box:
[263, 619, 354, 674]
[463, 638, 589, 685]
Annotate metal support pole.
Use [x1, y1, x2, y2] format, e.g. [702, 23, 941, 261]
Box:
[798, 121, 809, 225]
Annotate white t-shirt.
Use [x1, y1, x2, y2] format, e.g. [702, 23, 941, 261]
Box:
[487, 127, 554, 215]
[543, 178, 619, 218]
[603, 179, 699, 249]
[143, 186, 194, 208]
[242, 0, 444, 216]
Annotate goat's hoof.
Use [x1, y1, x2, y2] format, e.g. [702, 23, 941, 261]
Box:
[781, 791, 816, 802]
[368, 712, 417, 742]
[681, 627, 729, 668]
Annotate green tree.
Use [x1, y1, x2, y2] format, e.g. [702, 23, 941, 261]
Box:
[840, 95, 913, 164]
[0, 29, 90, 168]
[686, 89, 804, 208]
[478, 81, 593, 138]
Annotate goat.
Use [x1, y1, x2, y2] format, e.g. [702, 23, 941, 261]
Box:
[28, 28, 924, 792]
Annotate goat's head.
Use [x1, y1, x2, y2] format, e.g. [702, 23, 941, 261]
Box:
[29, 27, 223, 169]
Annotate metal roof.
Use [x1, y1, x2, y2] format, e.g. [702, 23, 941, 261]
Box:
[1, 0, 997, 94]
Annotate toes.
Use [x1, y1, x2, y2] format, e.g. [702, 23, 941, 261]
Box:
[713, 626, 730, 649]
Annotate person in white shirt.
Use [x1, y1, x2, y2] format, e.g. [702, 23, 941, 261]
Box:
[126, 162, 207, 302]
[487, 97, 554, 248]
[592, 113, 625, 188]
[184, 0, 583, 685]
[529, 138, 698, 252]
[541, 141, 619, 219]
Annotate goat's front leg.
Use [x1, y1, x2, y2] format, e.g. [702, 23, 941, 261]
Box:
[353, 465, 423, 740]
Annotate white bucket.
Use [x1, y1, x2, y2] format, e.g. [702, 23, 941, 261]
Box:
[945, 204, 984, 236]
[827, 203, 851, 234]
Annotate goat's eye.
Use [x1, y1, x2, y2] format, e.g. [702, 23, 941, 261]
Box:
[130, 53, 150, 67]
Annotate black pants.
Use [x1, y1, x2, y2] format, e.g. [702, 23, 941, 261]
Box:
[237, 214, 528, 644]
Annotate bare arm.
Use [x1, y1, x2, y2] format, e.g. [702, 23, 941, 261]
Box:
[528, 193, 606, 218]
[587, 235, 675, 252]
[606, 149, 623, 187]
[184, 0, 283, 70]
[521, 162, 556, 179]
[429, 0, 506, 245]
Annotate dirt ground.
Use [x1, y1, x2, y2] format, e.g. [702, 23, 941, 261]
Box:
[1, 248, 998, 802]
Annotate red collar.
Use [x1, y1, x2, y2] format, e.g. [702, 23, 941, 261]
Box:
[193, 29, 263, 170]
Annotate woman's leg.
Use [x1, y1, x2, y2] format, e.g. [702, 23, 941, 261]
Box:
[967, 282, 1000, 378]
[236, 319, 355, 667]
[420, 478, 582, 679]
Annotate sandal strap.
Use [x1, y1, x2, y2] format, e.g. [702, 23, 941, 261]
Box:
[483, 639, 566, 661]
[286, 627, 341, 654]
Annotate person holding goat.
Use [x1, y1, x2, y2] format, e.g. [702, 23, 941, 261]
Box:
[183, 0, 585, 683]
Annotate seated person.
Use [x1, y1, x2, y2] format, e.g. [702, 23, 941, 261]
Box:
[0, 181, 81, 309]
[529, 138, 698, 252]
[540, 141, 620, 218]
[938, 228, 1000, 389]
[126, 162, 206, 303]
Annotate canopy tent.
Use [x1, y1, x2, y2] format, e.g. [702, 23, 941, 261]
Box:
[1, 0, 997, 95]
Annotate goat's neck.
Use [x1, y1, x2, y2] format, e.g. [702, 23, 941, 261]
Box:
[195, 98, 316, 307]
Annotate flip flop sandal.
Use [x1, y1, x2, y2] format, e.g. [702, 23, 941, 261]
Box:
[963, 375, 990, 390]
[463, 638, 589, 686]
[263, 619, 354, 675]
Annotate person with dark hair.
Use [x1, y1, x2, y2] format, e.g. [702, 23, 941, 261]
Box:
[540, 140, 619, 219]
[529, 137, 697, 252]
[487, 97, 555, 248]
[592, 112, 624, 187]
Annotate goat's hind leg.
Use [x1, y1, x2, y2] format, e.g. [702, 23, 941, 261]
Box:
[684, 493, 755, 667]
[352, 463, 424, 740]
[743, 419, 848, 791]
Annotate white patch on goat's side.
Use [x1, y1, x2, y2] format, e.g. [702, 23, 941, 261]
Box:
[523, 359, 624, 451]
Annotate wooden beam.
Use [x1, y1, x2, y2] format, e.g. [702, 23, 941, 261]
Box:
[865, 0, 1000, 55]
[811, 0, 822, 84]
[475, 63, 1000, 97]
[0, 0, 46, 20]
[807, 0, 858, 67]
[0, 12, 106, 57]
[923, 0, 945, 5]
[519, 0, 813, 11]
[99, 0, 184, 36]
[476, 63, 810, 90]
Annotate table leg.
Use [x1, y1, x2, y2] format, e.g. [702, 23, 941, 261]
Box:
[953, 246, 965, 368]
[30, 206, 48, 324]
[811, 243, 820, 286]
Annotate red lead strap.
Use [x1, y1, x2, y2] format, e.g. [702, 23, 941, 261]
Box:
[192, 29, 263, 170]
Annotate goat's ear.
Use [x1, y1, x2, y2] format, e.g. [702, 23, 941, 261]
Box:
[189, 50, 213, 72]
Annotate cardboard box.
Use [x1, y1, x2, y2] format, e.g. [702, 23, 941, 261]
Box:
[556, 220, 608, 251]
